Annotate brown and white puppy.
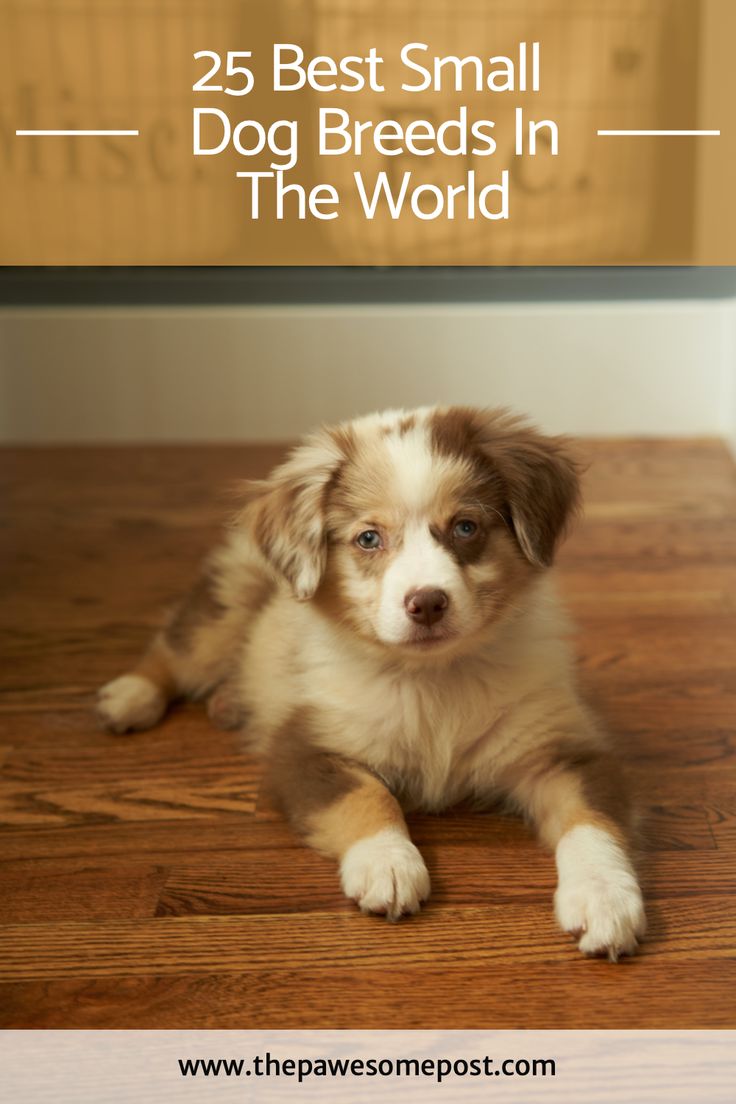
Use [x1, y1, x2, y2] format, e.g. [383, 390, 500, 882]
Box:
[98, 406, 645, 959]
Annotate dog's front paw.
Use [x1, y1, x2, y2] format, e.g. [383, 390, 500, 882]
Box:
[555, 825, 646, 961]
[97, 674, 167, 734]
[340, 829, 430, 921]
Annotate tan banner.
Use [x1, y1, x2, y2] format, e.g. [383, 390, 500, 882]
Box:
[0, 0, 734, 265]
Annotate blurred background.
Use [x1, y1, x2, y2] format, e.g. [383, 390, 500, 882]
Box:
[1, 266, 736, 448]
[2, 0, 732, 265]
[1, 0, 735, 450]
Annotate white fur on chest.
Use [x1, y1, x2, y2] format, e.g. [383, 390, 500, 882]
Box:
[309, 656, 492, 808]
[244, 580, 576, 811]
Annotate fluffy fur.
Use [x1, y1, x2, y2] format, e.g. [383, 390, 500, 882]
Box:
[98, 405, 645, 959]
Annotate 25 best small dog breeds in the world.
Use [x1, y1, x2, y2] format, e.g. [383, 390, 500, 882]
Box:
[98, 406, 646, 959]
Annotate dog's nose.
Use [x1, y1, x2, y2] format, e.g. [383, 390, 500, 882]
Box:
[404, 588, 449, 627]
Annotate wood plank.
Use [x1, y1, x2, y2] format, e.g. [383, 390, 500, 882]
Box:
[154, 848, 733, 917]
[0, 859, 168, 923]
[4, 961, 734, 1029]
[1, 895, 734, 982]
[1, 844, 727, 928]
[0, 792, 718, 858]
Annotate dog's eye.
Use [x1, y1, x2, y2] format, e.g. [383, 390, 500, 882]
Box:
[454, 519, 478, 539]
[356, 530, 382, 550]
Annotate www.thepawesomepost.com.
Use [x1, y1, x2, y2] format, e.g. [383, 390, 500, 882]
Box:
[178, 1052, 556, 1084]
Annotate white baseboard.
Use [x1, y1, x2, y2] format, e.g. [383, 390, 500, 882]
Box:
[1, 300, 735, 442]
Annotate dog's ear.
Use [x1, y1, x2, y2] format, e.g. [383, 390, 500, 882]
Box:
[435, 407, 581, 568]
[474, 409, 581, 567]
[239, 427, 348, 600]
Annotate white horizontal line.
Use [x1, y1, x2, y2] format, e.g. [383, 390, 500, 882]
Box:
[15, 129, 140, 136]
[597, 129, 721, 136]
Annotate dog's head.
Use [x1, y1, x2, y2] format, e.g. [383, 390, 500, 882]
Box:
[243, 407, 580, 658]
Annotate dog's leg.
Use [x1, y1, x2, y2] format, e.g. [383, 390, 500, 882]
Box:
[96, 634, 178, 734]
[97, 565, 258, 734]
[499, 745, 646, 960]
[268, 729, 430, 920]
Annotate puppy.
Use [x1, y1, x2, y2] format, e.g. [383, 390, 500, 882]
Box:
[98, 406, 645, 959]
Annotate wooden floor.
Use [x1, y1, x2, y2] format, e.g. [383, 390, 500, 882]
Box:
[1, 439, 735, 1029]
